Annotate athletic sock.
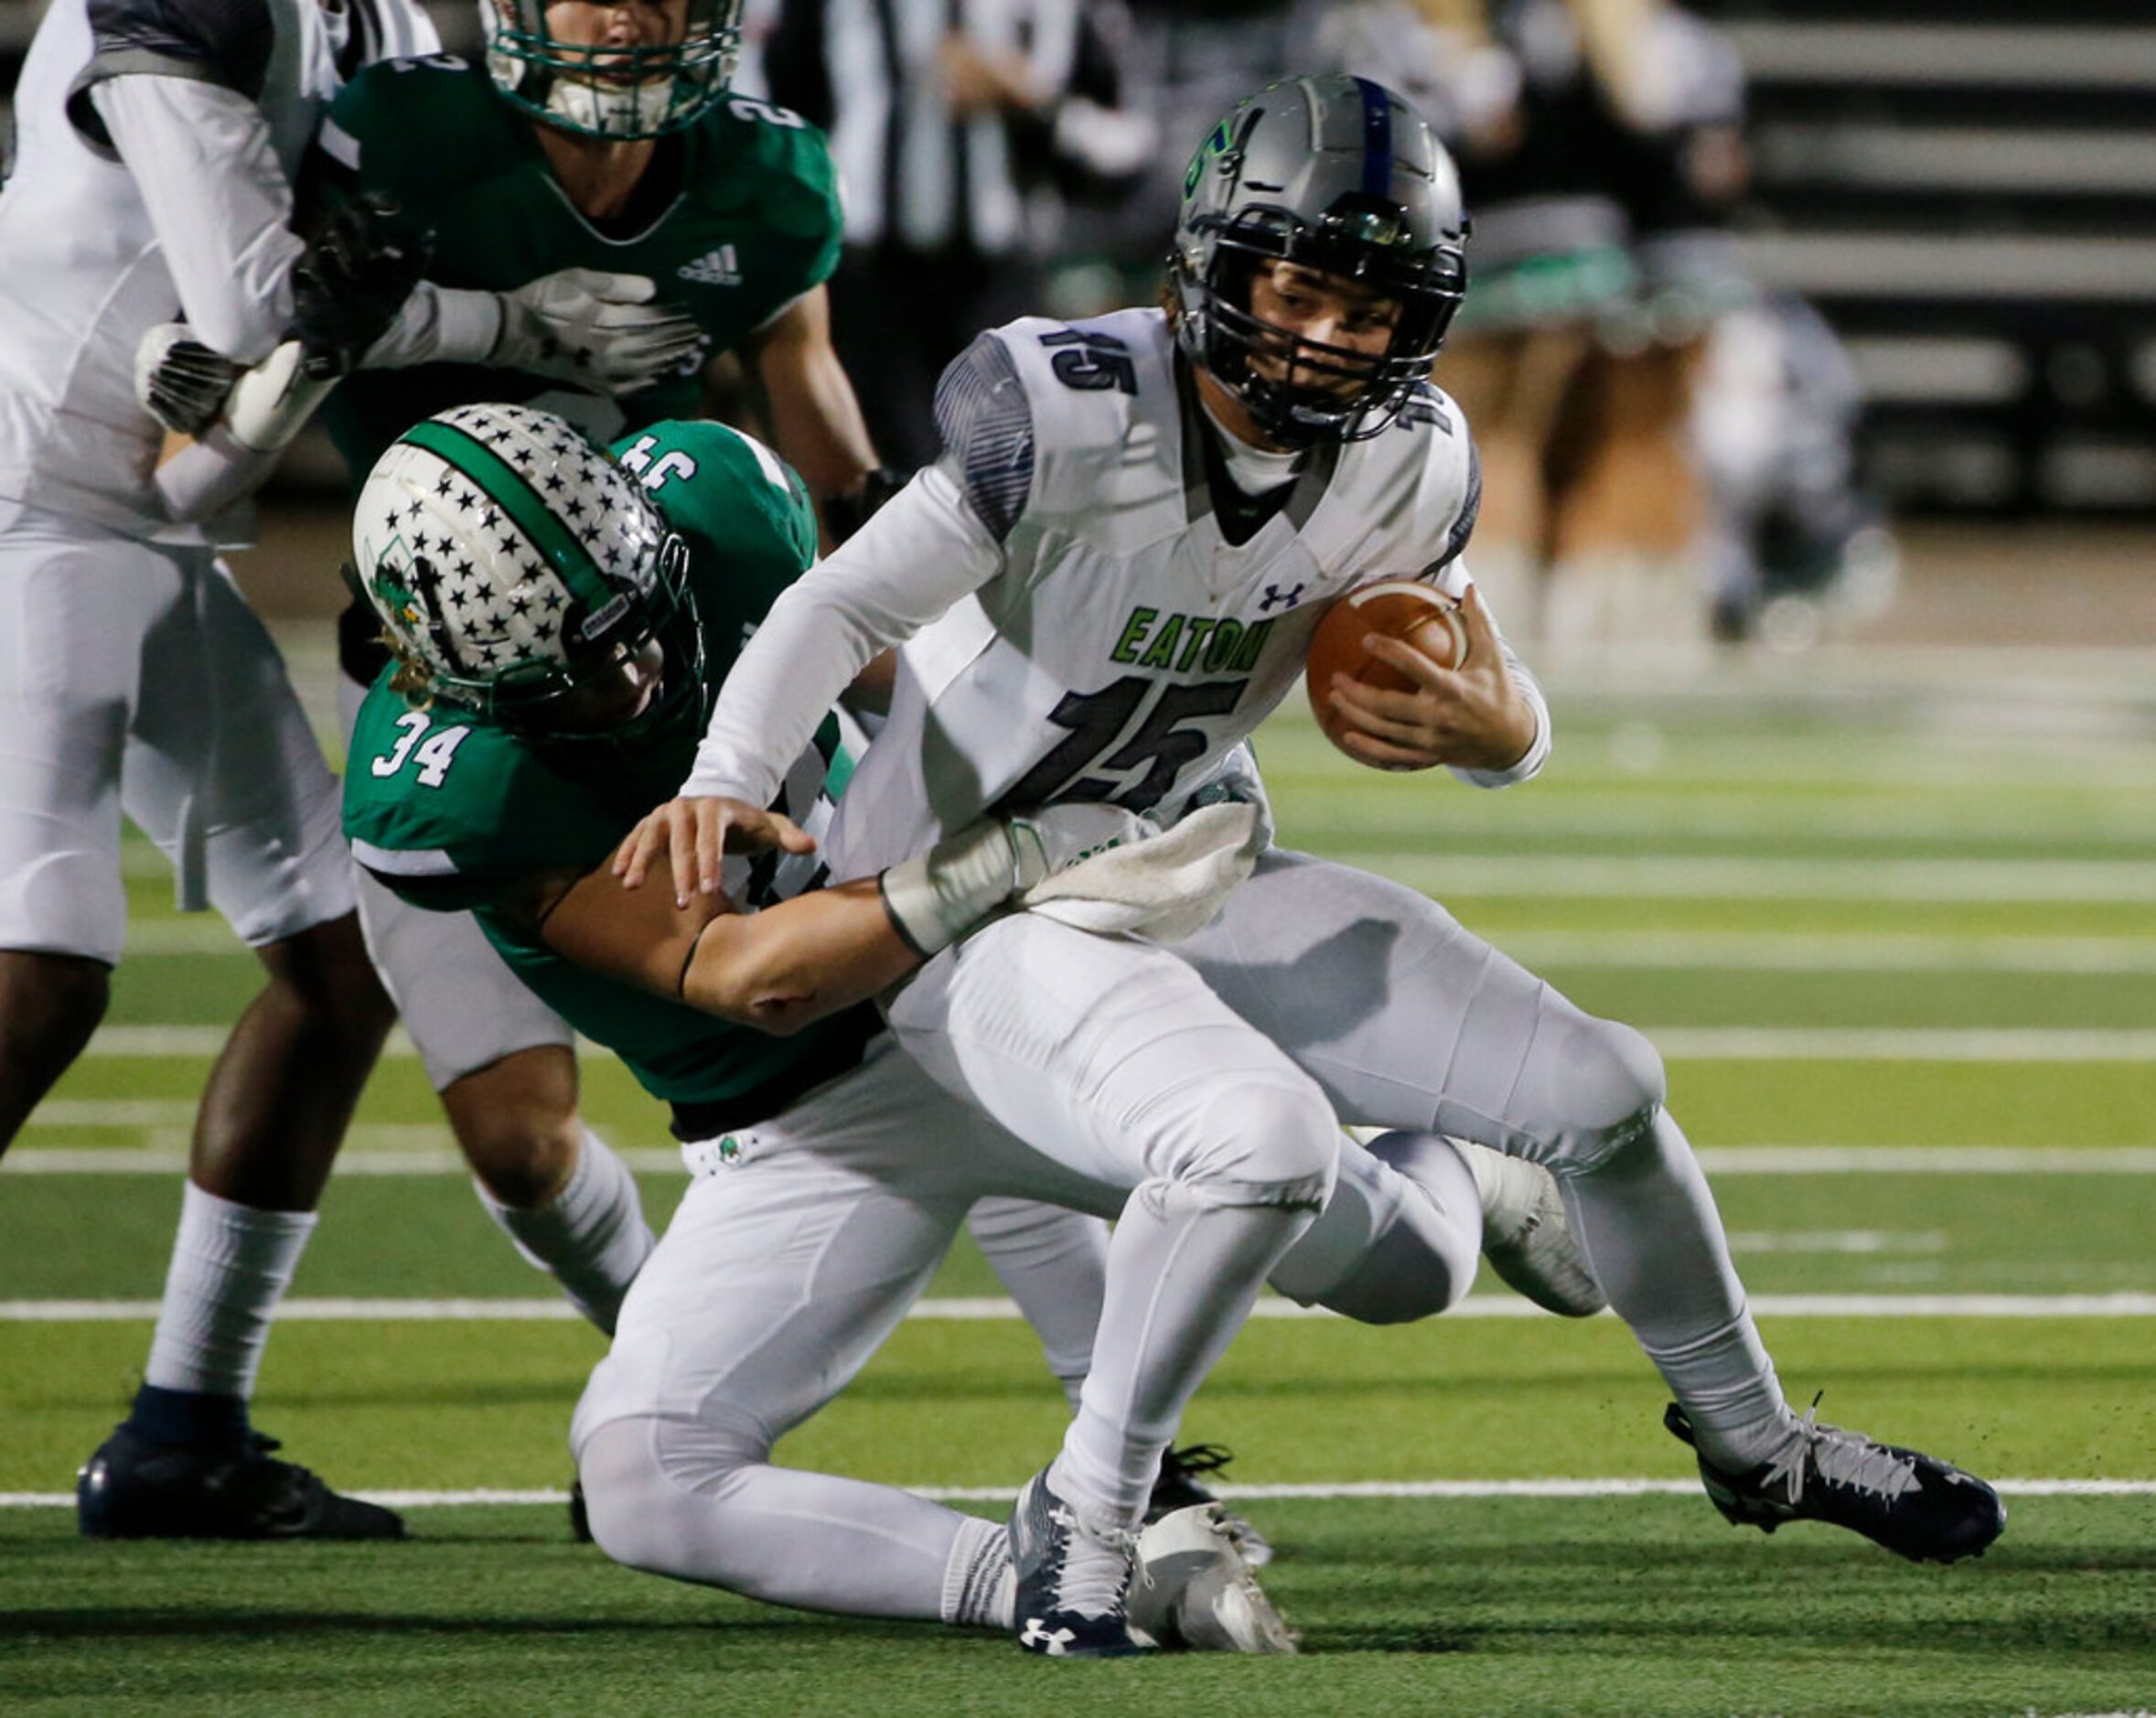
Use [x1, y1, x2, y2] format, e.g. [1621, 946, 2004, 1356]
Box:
[138, 1181, 316, 1426]
[940, 1514, 1015, 1630]
[1561, 1109, 1797, 1469]
[1054, 1179, 1313, 1524]
[477, 1127, 652, 1335]
[966, 1197, 1106, 1416]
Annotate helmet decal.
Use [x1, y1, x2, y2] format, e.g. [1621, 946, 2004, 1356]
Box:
[353, 403, 703, 738]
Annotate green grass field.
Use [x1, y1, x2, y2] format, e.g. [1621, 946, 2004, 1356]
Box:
[5, 648, 2155, 1716]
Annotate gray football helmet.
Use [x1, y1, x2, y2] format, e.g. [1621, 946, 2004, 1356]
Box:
[481, 0, 743, 140]
[1171, 75, 1468, 446]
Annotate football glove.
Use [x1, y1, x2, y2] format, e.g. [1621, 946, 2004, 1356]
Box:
[134, 324, 242, 436]
[288, 195, 434, 379]
[881, 802, 1159, 957]
[488, 269, 706, 392]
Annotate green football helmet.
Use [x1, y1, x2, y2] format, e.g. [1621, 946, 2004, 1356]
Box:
[480, 0, 743, 140]
[352, 403, 703, 740]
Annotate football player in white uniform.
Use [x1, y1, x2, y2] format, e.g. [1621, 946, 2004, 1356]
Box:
[619, 74, 2008, 1651]
[0, 0, 684, 1541]
[342, 403, 1602, 1654]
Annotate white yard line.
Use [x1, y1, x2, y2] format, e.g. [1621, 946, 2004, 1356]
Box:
[1650, 1028, 2156, 1060]
[1329, 852, 2156, 901]
[69, 1024, 2156, 1063]
[1497, 932, 2156, 974]
[5, 1294, 2153, 1322]
[10, 1144, 2154, 1176]
[2, 1477, 2149, 1509]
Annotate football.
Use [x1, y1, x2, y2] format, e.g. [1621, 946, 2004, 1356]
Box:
[1304, 580, 1469, 759]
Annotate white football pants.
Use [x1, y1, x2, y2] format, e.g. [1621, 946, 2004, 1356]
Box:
[0, 502, 350, 961]
[573, 1016, 1484, 1619]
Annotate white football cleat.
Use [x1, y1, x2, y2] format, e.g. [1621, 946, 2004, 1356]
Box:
[1126, 1503, 1296, 1654]
[1454, 1140, 1607, 1317]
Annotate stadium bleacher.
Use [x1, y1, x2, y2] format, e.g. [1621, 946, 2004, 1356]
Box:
[4, 0, 2151, 516]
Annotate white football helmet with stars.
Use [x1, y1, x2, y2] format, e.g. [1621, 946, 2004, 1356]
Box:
[351, 402, 700, 736]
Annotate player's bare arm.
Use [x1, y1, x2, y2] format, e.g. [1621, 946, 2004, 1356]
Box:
[506, 862, 914, 1036]
[742, 285, 882, 543]
[1325, 585, 1537, 772]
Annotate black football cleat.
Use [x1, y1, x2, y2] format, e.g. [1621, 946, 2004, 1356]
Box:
[569, 1476, 593, 1543]
[78, 1426, 405, 1541]
[1147, 1443, 1273, 1566]
[1009, 1467, 1143, 1658]
[1666, 1401, 2005, 1564]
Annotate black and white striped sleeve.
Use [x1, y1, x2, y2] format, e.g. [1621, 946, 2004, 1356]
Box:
[932, 333, 1036, 543]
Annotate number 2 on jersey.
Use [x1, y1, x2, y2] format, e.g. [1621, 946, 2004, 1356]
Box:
[371, 711, 470, 789]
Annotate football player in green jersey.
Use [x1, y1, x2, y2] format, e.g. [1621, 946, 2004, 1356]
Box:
[302, 1, 923, 1354]
[345, 403, 1602, 1655]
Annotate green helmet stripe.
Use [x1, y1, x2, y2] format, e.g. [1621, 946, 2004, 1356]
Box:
[402, 420, 616, 614]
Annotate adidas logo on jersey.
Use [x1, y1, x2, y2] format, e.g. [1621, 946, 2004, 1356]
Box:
[678, 245, 742, 286]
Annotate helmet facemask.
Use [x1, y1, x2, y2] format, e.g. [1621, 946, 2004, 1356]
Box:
[481, 0, 743, 140]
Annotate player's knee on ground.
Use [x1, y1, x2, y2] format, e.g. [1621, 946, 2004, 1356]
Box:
[1270, 1133, 1478, 1324]
[1174, 1078, 1339, 1211]
[577, 1412, 767, 1585]
[1517, 1005, 1667, 1178]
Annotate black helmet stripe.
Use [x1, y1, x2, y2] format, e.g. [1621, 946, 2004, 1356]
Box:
[1350, 75, 1393, 199]
[401, 419, 617, 617]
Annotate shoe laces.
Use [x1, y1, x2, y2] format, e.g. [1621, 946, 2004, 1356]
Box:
[1764, 1395, 1919, 1508]
[1163, 1444, 1235, 1481]
[1048, 1500, 1141, 1618]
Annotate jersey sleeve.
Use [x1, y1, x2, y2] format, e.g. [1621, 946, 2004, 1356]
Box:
[612, 418, 819, 588]
[68, 0, 274, 146]
[342, 684, 618, 913]
[931, 331, 1037, 542]
[1406, 385, 1481, 585]
[725, 110, 845, 329]
[315, 59, 489, 207]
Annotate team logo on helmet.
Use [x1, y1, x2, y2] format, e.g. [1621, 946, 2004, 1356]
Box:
[1170, 75, 1469, 446]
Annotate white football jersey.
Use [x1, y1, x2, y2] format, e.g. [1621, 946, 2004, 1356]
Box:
[0, 0, 434, 539]
[821, 307, 1508, 881]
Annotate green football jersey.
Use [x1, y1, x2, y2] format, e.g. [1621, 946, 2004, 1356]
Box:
[342, 419, 871, 1125]
[318, 57, 843, 477]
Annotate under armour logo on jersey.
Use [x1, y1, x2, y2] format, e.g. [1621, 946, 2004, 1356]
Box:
[1018, 1618, 1078, 1655]
[678, 245, 742, 286]
[1259, 582, 1306, 613]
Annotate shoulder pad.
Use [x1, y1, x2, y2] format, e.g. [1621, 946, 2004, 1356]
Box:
[963, 310, 1177, 533]
[322, 59, 501, 192]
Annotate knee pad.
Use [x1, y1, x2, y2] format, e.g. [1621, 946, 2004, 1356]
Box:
[1529, 1009, 1667, 1177]
[577, 1412, 770, 1580]
[1176, 1078, 1339, 1211]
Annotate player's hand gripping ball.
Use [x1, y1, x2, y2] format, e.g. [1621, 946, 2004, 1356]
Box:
[1306, 580, 1468, 762]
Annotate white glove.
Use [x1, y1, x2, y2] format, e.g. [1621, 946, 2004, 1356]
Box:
[134, 323, 242, 435]
[1022, 800, 1260, 942]
[488, 268, 706, 392]
[879, 801, 1158, 957]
